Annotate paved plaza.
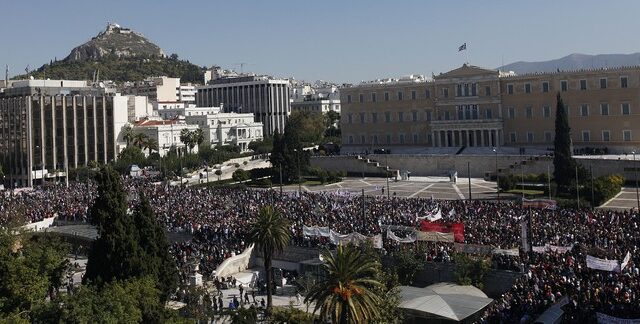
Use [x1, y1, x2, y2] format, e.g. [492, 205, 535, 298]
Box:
[280, 176, 501, 200]
[599, 187, 640, 211]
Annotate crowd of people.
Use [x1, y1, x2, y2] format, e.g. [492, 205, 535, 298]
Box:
[1, 178, 639, 322]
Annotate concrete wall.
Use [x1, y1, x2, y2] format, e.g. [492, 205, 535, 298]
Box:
[215, 244, 254, 278]
[312, 155, 640, 181]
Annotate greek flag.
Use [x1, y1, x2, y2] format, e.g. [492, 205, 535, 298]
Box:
[458, 43, 466, 52]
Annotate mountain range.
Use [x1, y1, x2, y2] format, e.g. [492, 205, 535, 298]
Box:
[498, 53, 640, 74]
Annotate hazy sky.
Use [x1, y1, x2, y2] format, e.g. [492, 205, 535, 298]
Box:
[2, 0, 639, 83]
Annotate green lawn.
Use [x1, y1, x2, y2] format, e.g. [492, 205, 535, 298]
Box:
[506, 189, 545, 196]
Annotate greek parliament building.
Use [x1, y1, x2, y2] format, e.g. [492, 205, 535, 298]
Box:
[340, 64, 640, 154]
[196, 76, 290, 135]
[0, 94, 127, 188]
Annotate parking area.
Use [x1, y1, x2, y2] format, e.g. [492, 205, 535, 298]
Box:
[599, 187, 640, 210]
[281, 176, 501, 200]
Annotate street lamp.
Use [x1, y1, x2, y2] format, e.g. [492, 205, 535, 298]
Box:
[294, 149, 301, 193]
[384, 149, 390, 199]
[35, 145, 45, 187]
[493, 147, 499, 201]
[633, 151, 639, 211]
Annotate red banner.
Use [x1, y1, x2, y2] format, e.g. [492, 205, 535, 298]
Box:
[420, 220, 464, 243]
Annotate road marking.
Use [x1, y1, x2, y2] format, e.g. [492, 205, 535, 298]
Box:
[409, 183, 436, 198]
[452, 184, 465, 199]
[360, 179, 373, 186]
[599, 189, 625, 207]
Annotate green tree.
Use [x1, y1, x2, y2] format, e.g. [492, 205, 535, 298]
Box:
[247, 206, 291, 313]
[84, 166, 144, 286]
[180, 129, 193, 154]
[0, 230, 69, 319]
[133, 194, 178, 302]
[553, 93, 576, 188]
[192, 129, 205, 151]
[122, 125, 134, 146]
[305, 244, 384, 324]
[132, 132, 149, 149]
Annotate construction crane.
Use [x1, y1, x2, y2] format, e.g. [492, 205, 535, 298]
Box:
[233, 62, 250, 74]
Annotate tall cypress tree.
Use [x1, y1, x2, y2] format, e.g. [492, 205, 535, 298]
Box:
[133, 193, 178, 302]
[553, 93, 576, 187]
[85, 166, 144, 286]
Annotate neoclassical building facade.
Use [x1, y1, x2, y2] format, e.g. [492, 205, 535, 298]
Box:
[340, 64, 640, 153]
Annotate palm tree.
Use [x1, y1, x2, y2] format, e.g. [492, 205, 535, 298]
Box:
[146, 138, 158, 154]
[180, 129, 193, 154]
[305, 244, 384, 323]
[132, 133, 148, 149]
[122, 125, 134, 146]
[193, 128, 205, 149]
[246, 206, 291, 313]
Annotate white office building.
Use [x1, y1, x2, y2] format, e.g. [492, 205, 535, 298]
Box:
[196, 76, 290, 135]
[132, 118, 200, 157]
[185, 108, 263, 151]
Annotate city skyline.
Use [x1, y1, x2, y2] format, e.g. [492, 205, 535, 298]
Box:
[2, 0, 640, 83]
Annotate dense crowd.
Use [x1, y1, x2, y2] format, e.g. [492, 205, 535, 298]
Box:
[1, 179, 639, 322]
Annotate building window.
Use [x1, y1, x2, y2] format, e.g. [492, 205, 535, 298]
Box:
[510, 132, 517, 143]
[580, 79, 587, 90]
[542, 81, 549, 93]
[457, 84, 463, 97]
[582, 131, 590, 142]
[544, 131, 552, 142]
[600, 103, 609, 116]
[359, 94, 364, 103]
[580, 104, 589, 117]
[385, 112, 391, 123]
[398, 112, 404, 122]
[349, 136, 354, 144]
[444, 111, 450, 120]
[525, 83, 531, 93]
[413, 134, 418, 144]
[525, 106, 532, 118]
[600, 78, 607, 89]
[507, 84, 514, 94]
[361, 135, 366, 144]
[397, 91, 403, 101]
[412, 110, 418, 121]
[442, 88, 449, 98]
[561, 80, 568, 91]
[384, 92, 389, 101]
[373, 135, 379, 144]
[348, 114, 353, 124]
[485, 109, 492, 119]
[359, 113, 365, 123]
[624, 130, 632, 141]
[372, 112, 378, 123]
[471, 83, 477, 96]
[602, 130, 610, 142]
[371, 93, 377, 102]
[411, 90, 416, 100]
[399, 134, 405, 144]
[426, 111, 432, 121]
[485, 86, 491, 96]
[425, 89, 431, 98]
[543, 105, 551, 118]
[508, 107, 515, 119]
[622, 103, 631, 115]
[527, 132, 534, 143]
[621, 76, 628, 88]
[386, 134, 391, 144]
[347, 95, 352, 103]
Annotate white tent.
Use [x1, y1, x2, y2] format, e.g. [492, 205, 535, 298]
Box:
[399, 283, 493, 322]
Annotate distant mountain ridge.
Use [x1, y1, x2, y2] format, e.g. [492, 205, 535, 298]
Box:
[498, 53, 640, 74]
[12, 23, 203, 83]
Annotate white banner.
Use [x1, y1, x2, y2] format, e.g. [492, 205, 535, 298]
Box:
[417, 209, 441, 222]
[532, 244, 574, 254]
[303, 225, 331, 237]
[493, 248, 520, 257]
[521, 221, 530, 252]
[416, 231, 454, 242]
[586, 255, 620, 272]
[387, 229, 417, 243]
[532, 246, 547, 253]
[596, 313, 640, 324]
[621, 251, 632, 271]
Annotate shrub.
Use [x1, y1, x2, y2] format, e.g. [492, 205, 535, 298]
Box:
[232, 169, 250, 182]
[582, 174, 625, 206]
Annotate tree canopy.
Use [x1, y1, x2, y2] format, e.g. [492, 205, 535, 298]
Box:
[553, 93, 576, 188]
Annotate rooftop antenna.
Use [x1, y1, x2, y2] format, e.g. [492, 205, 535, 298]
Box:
[5, 65, 8, 86]
[233, 62, 249, 74]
